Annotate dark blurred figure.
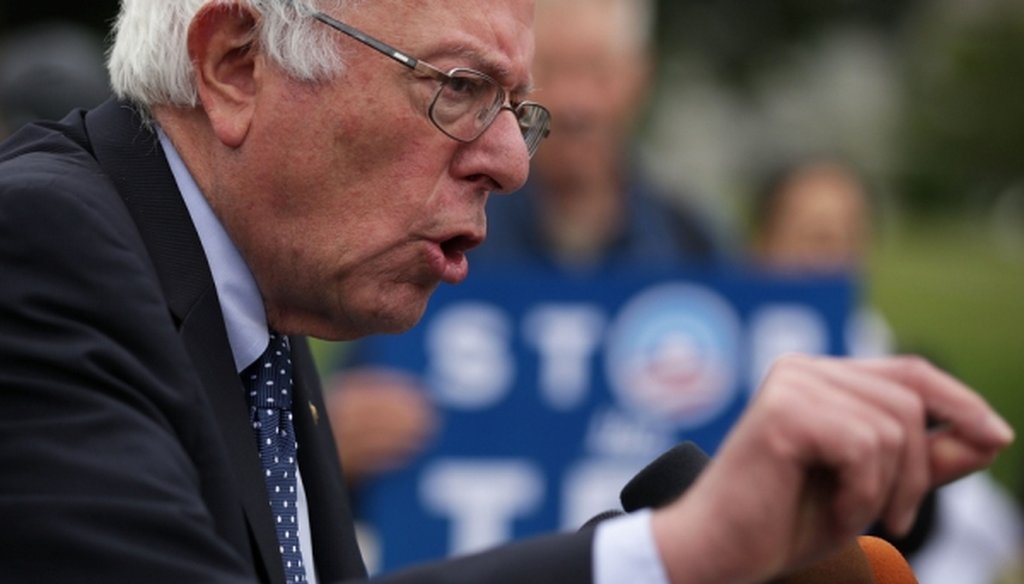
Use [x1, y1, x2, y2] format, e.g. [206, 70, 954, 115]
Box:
[0, 22, 109, 137]
[749, 156, 1022, 584]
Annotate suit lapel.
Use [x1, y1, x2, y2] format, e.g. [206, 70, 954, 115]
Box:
[84, 100, 285, 583]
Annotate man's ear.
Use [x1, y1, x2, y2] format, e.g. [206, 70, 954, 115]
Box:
[188, 3, 263, 148]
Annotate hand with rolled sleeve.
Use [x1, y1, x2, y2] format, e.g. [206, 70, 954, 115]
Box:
[649, 354, 1013, 584]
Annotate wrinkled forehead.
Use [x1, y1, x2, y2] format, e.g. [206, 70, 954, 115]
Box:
[333, 0, 536, 95]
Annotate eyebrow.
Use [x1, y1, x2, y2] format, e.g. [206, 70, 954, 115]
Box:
[422, 43, 536, 98]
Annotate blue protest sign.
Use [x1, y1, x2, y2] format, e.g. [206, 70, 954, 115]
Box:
[350, 264, 854, 573]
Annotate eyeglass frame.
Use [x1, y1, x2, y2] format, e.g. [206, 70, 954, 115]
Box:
[310, 11, 551, 157]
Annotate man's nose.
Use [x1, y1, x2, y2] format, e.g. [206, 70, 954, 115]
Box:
[461, 109, 531, 194]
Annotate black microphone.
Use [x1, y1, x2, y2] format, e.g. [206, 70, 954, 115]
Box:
[580, 441, 710, 531]
[620, 441, 710, 512]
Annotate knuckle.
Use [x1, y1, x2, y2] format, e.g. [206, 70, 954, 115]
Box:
[879, 418, 906, 451]
[886, 384, 926, 428]
[844, 424, 882, 465]
[895, 354, 936, 384]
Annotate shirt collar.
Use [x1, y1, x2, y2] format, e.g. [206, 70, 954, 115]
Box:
[158, 129, 268, 371]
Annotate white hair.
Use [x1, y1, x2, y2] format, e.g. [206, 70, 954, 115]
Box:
[107, 0, 346, 109]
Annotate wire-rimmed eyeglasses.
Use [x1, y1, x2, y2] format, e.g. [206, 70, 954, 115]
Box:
[311, 12, 551, 158]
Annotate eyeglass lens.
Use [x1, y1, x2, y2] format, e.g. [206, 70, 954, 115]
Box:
[429, 69, 549, 157]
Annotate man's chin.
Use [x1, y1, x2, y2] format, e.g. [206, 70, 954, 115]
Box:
[304, 283, 437, 340]
[365, 298, 431, 336]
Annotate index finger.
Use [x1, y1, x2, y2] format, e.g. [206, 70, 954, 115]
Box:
[848, 356, 1014, 449]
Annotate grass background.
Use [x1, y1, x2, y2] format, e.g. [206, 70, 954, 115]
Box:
[869, 216, 1024, 498]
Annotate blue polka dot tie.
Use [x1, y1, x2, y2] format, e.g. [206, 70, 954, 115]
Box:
[242, 333, 307, 583]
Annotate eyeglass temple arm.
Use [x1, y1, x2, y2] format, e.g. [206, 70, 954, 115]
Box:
[310, 12, 449, 82]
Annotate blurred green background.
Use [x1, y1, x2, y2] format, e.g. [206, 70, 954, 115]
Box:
[3, 0, 1020, 494]
[870, 218, 1024, 492]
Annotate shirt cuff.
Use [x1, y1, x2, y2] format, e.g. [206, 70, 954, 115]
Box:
[593, 509, 670, 584]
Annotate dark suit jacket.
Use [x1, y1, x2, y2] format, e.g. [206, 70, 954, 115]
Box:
[0, 100, 594, 583]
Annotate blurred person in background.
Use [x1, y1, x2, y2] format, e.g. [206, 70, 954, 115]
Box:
[749, 156, 1023, 584]
[749, 156, 894, 357]
[0, 22, 109, 138]
[751, 158, 872, 274]
[477, 0, 724, 269]
[326, 0, 728, 488]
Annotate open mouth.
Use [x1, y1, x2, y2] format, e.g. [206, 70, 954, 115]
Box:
[429, 233, 484, 285]
[440, 234, 482, 260]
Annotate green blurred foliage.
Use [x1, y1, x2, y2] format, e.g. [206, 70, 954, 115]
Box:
[652, 0, 1024, 215]
[899, 4, 1024, 213]
[870, 218, 1024, 494]
[655, 0, 919, 91]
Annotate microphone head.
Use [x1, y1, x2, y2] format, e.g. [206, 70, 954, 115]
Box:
[620, 441, 710, 512]
[859, 535, 918, 584]
[773, 539, 874, 584]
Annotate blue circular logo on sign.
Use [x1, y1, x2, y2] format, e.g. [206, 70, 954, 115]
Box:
[604, 283, 742, 428]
